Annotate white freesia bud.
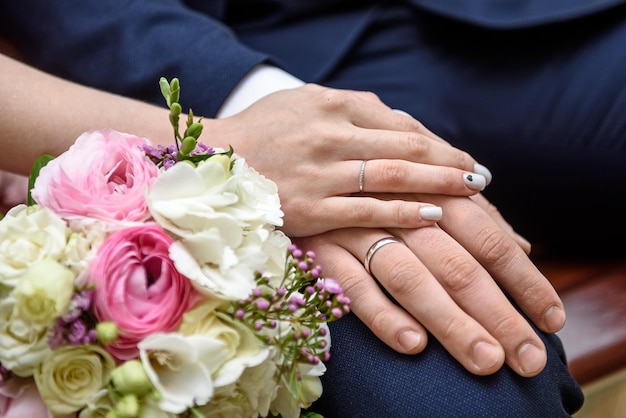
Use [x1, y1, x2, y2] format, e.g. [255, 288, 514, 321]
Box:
[115, 394, 140, 418]
[111, 360, 153, 396]
[96, 321, 119, 344]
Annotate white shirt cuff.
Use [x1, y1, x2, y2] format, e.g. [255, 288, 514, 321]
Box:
[216, 64, 305, 118]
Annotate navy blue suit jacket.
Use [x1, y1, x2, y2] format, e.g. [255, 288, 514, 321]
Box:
[1, 0, 625, 117]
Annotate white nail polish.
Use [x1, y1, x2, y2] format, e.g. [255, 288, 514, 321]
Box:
[392, 108, 414, 119]
[464, 173, 486, 191]
[473, 163, 493, 186]
[419, 206, 442, 221]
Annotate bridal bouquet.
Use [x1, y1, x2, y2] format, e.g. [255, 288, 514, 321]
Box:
[0, 78, 350, 418]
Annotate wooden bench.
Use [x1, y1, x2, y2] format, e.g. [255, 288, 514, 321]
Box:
[536, 258, 626, 386]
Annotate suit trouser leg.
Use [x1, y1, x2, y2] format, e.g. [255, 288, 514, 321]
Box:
[313, 311, 583, 417]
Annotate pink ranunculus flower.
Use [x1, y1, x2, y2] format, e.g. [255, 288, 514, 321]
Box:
[88, 223, 197, 360]
[31, 129, 159, 225]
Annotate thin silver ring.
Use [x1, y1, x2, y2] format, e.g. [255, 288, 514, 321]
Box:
[364, 237, 405, 274]
[359, 159, 367, 193]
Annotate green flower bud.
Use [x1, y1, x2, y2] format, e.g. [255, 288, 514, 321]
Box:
[169, 78, 180, 105]
[184, 122, 203, 139]
[96, 321, 119, 344]
[149, 388, 161, 402]
[159, 77, 171, 104]
[111, 360, 152, 396]
[115, 394, 140, 418]
[181, 136, 197, 156]
[105, 410, 120, 418]
[170, 102, 182, 116]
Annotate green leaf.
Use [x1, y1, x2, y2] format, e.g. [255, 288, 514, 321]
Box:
[27, 154, 54, 206]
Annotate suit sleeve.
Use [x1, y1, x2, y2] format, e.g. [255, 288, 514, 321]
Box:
[0, 0, 269, 117]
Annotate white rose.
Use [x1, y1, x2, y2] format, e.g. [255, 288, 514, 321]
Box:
[0, 205, 69, 288]
[148, 154, 282, 233]
[147, 156, 284, 300]
[229, 156, 284, 228]
[0, 297, 51, 377]
[260, 229, 291, 286]
[169, 225, 276, 300]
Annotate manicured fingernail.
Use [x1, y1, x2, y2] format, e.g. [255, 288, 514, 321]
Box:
[544, 305, 566, 332]
[518, 343, 546, 374]
[419, 206, 442, 221]
[464, 173, 486, 191]
[392, 108, 414, 118]
[472, 341, 502, 371]
[474, 163, 493, 186]
[399, 331, 422, 352]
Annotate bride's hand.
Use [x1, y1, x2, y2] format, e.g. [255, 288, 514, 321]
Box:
[210, 84, 492, 237]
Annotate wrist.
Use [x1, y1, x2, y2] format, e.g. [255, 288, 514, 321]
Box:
[217, 64, 304, 118]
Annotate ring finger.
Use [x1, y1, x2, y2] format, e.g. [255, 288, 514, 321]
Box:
[340, 159, 487, 196]
[320, 227, 506, 375]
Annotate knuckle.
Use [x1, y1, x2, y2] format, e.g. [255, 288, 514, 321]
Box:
[438, 169, 459, 189]
[316, 88, 353, 111]
[359, 90, 381, 103]
[404, 134, 429, 160]
[439, 315, 469, 342]
[393, 202, 413, 225]
[382, 259, 422, 296]
[476, 226, 517, 266]
[368, 306, 398, 335]
[490, 311, 525, 340]
[439, 253, 483, 294]
[380, 162, 407, 189]
[329, 268, 364, 300]
[353, 203, 376, 223]
[455, 150, 475, 171]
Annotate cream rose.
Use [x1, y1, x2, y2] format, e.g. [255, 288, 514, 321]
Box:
[13, 258, 74, 326]
[0, 205, 70, 288]
[33, 344, 116, 415]
[0, 298, 51, 377]
[179, 300, 271, 388]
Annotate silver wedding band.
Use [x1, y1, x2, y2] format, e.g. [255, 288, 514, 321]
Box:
[364, 236, 406, 274]
[358, 159, 367, 193]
